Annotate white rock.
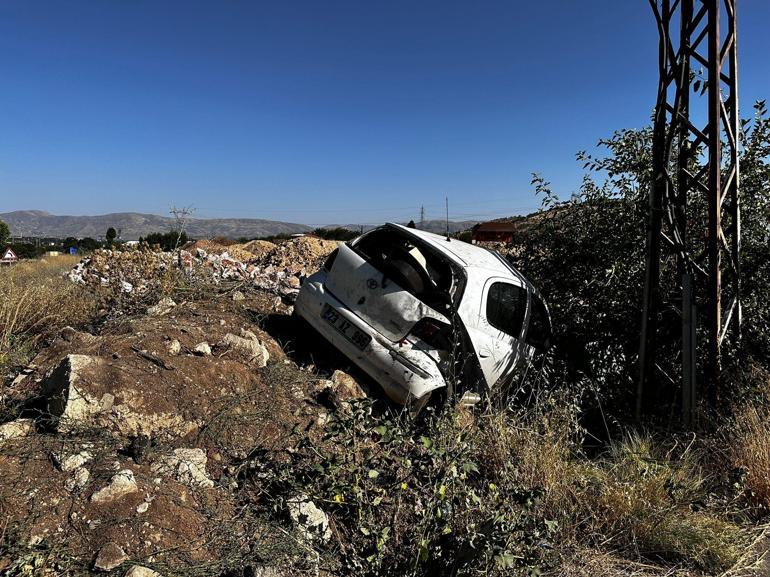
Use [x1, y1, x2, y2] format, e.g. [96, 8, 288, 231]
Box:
[91, 469, 139, 503]
[136, 501, 149, 514]
[287, 494, 331, 543]
[0, 419, 34, 443]
[55, 449, 94, 472]
[147, 297, 176, 316]
[331, 370, 366, 400]
[124, 566, 163, 577]
[220, 333, 269, 367]
[65, 467, 90, 492]
[151, 448, 214, 488]
[40, 355, 105, 433]
[193, 342, 211, 356]
[167, 339, 181, 355]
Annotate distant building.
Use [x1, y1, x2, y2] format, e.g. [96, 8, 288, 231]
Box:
[1, 247, 19, 265]
[471, 222, 518, 244]
[45, 250, 62, 257]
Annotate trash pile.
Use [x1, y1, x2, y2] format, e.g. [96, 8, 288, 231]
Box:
[68, 249, 175, 295]
[68, 236, 339, 301]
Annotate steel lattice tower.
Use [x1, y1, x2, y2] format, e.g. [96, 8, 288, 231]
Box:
[638, 0, 740, 422]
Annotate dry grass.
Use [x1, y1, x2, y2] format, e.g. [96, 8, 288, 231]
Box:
[477, 404, 743, 574]
[728, 403, 770, 510]
[0, 256, 97, 376]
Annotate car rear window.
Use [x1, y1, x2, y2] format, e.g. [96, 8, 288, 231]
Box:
[486, 282, 527, 338]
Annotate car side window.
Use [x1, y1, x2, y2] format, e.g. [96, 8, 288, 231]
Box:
[486, 282, 527, 338]
[525, 294, 552, 350]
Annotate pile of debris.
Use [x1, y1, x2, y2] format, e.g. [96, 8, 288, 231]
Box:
[0, 294, 363, 575]
[68, 249, 175, 295]
[68, 236, 338, 301]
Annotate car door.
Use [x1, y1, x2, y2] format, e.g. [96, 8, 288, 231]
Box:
[469, 278, 530, 387]
[324, 243, 448, 342]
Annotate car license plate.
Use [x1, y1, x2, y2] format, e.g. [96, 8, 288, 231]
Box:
[321, 304, 371, 351]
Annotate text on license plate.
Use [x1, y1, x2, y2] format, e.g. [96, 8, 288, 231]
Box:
[321, 304, 371, 351]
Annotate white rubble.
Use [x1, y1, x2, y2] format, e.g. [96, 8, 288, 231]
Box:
[90, 469, 139, 503]
[287, 494, 332, 543]
[220, 332, 269, 367]
[151, 448, 214, 488]
[0, 419, 34, 444]
[147, 297, 176, 316]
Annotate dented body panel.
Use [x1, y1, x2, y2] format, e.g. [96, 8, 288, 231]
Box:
[295, 223, 551, 406]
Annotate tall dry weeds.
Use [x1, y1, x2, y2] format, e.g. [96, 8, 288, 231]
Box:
[0, 256, 97, 375]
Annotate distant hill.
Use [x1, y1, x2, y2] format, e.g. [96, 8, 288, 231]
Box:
[0, 210, 312, 240]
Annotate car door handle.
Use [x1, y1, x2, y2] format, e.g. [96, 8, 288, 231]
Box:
[479, 347, 493, 358]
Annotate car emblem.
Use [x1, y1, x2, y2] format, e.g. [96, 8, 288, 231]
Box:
[366, 278, 378, 290]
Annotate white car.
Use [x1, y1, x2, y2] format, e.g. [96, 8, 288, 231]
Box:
[295, 223, 551, 410]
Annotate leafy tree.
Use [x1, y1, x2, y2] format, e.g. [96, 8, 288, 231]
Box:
[0, 219, 9, 246]
[407, 219, 417, 229]
[79, 237, 100, 251]
[105, 227, 117, 246]
[140, 230, 188, 251]
[312, 227, 358, 241]
[511, 102, 770, 418]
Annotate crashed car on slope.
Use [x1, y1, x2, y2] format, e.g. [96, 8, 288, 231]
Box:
[295, 223, 551, 411]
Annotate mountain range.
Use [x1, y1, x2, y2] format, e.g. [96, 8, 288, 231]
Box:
[1, 210, 478, 240]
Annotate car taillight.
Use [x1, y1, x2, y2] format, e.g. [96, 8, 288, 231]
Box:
[409, 318, 451, 350]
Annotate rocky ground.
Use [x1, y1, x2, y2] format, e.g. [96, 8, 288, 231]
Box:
[0, 238, 371, 576]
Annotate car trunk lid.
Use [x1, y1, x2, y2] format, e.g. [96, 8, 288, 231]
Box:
[324, 243, 449, 342]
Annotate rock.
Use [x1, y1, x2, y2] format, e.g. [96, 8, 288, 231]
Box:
[60, 326, 78, 342]
[167, 339, 181, 355]
[147, 297, 176, 316]
[252, 568, 284, 577]
[94, 542, 128, 571]
[0, 419, 34, 443]
[91, 469, 139, 503]
[136, 501, 149, 514]
[231, 290, 245, 301]
[331, 370, 366, 400]
[151, 448, 214, 488]
[40, 355, 106, 432]
[124, 566, 162, 577]
[65, 467, 90, 492]
[220, 333, 269, 367]
[287, 495, 331, 543]
[39, 355, 199, 438]
[100, 393, 115, 411]
[193, 342, 211, 356]
[53, 449, 94, 472]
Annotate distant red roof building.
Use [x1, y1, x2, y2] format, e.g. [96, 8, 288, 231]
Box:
[1, 247, 19, 264]
[471, 222, 518, 243]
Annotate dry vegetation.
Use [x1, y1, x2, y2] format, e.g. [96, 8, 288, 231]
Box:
[0, 256, 97, 380]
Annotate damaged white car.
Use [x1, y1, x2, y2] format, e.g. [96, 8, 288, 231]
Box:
[295, 223, 551, 411]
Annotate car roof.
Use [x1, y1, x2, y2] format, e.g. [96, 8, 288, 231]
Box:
[384, 223, 529, 286]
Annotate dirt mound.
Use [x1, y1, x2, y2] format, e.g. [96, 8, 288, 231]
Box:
[0, 295, 346, 574]
[184, 239, 256, 262]
[262, 236, 337, 273]
[232, 239, 276, 260]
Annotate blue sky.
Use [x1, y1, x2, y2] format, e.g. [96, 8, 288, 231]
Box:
[1, 1, 768, 226]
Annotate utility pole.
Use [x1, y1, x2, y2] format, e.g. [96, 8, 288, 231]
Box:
[419, 205, 425, 229]
[638, 0, 741, 422]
